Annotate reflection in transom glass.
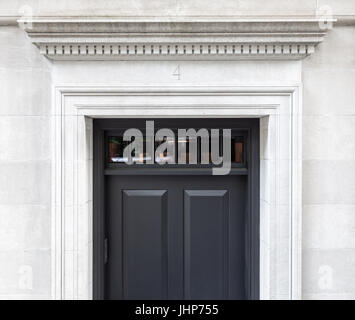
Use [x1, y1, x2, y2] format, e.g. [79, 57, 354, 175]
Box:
[108, 132, 245, 165]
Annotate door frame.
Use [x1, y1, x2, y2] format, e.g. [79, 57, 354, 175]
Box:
[93, 118, 260, 300]
[52, 85, 302, 300]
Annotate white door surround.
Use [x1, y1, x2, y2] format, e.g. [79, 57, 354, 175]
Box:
[53, 85, 302, 300]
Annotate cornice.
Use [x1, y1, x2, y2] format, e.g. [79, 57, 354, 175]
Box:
[19, 16, 335, 60]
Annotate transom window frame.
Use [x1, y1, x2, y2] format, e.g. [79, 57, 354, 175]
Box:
[104, 119, 249, 172]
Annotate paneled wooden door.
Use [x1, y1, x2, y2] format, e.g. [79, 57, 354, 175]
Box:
[93, 119, 260, 300]
[106, 175, 246, 300]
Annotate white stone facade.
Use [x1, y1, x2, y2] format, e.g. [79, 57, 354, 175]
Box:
[0, 1, 354, 300]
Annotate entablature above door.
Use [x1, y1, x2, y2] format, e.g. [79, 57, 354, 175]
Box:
[19, 16, 334, 61]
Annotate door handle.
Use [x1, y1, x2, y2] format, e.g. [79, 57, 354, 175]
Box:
[104, 238, 109, 264]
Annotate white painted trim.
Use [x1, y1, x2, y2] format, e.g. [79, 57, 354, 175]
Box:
[52, 85, 302, 300]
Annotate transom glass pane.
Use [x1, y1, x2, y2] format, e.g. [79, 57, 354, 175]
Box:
[108, 133, 245, 165]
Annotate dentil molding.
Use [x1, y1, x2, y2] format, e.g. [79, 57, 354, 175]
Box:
[19, 16, 334, 60]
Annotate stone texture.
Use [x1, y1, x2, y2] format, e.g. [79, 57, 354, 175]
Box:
[303, 116, 355, 160]
[303, 160, 355, 205]
[302, 24, 355, 300]
[303, 249, 355, 296]
[303, 205, 355, 249]
[0, 26, 51, 300]
[0, 249, 51, 297]
[0, 0, 319, 17]
[0, 116, 50, 161]
[0, 205, 50, 251]
[1, 0, 353, 18]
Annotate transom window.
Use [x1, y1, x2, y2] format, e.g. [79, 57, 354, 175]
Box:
[106, 128, 247, 169]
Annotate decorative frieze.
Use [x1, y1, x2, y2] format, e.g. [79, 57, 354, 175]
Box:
[20, 17, 333, 60]
[38, 43, 316, 60]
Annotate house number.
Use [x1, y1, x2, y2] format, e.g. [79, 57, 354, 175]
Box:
[172, 65, 181, 80]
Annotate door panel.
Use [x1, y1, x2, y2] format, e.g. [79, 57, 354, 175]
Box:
[184, 190, 229, 300]
[122, 190, 168, 300]
[106, 175, 246, 300]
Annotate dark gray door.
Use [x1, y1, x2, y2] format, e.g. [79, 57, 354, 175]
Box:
[106, 175, 247, 300]
[93, 118, 260, 300]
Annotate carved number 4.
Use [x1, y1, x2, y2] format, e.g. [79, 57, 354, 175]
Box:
[173, 65, 181, 80]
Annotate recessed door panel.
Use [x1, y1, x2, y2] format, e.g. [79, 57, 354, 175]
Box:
[122, 190, 168, 300]
[184, 190, 229, 300]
